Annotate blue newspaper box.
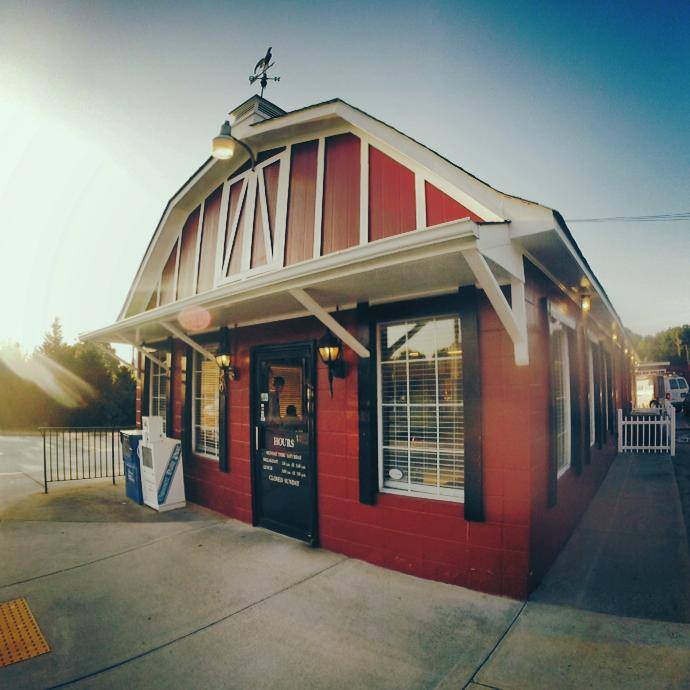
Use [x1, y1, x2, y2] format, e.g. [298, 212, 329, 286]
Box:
[120, 430, 144, 505]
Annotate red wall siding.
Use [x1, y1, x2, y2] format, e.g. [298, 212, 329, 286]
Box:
[250, 187, 268, 268]
[321, 133, 360, 255]
[176, 206, 200, 300]
[159, 240, 178, 306]
[263, 161, 280, 247]
[197, 186, 223, 294]
[425, 182, 483, 225]
[368, 147, 416, 241]
[285, 140, 318, 266]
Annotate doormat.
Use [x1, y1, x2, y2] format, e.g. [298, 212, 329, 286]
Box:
[0, 598, 50, 667]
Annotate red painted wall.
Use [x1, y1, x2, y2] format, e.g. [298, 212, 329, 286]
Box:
[321, 133, 360, 255]
[285, 140, 318, 266]
[368, 147, 416, 241]
[170, 306, 530, 598]
[425, 182, 483, 225]
[197, 186, 223, 294]
[176, 207, 200, 300]
[159, 240, 178, 306]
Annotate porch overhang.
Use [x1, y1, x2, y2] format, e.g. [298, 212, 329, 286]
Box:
[81, 218, 531, 365]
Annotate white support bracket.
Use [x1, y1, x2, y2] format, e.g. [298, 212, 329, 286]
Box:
[289, 288, 370, 358]
[161, 322, 217, 363]
[120, 335, 170, 372]
[462, 247, 529, 366]
[92, 342, 134, 371]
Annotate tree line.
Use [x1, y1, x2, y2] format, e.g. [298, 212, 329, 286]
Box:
[628, 324, 690, 368]
[0, 319, 135, 430]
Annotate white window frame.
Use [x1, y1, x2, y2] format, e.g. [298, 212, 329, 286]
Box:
[149, 354, 168, 433]
[376, 313, 465, 503]
[192, 349, 220, 460]
[549, 309, 572, 478]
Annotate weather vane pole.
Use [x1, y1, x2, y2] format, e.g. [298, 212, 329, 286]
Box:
[249, 47, 280, 98]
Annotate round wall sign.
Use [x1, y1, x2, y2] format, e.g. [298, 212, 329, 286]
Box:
[389, 468, 404, 480]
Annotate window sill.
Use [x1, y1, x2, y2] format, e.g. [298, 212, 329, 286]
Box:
[193, 452, 219, 463]
[379, 487, 464, 504]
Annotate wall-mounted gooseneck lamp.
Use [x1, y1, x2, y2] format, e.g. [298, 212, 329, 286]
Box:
[211, 120, 256, 169]
[215, 326, 239, 392]
[318, 330, 346, 397]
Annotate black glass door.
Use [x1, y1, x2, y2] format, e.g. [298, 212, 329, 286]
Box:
[251, 343, 317, 544]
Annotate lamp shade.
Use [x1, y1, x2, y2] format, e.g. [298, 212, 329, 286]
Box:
[318, 331, 342, 364]
[215, 352, 232, 369]
[212, 121, 235, 160]
[580, 294, 591, 312]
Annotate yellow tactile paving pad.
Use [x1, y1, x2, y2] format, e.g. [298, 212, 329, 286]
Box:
[0, 598, 50, 667]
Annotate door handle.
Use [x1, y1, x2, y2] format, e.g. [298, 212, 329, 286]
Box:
[255, 426, 259, 448]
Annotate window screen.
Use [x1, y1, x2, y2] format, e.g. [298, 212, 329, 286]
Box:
[193, 350, 219, 458]
[150, 354, 168, 433]
[377, 315, 464, 500]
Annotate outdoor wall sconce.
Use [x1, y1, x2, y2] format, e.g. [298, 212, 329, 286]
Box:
[318, 330, 346, 398]
[211, 121, 256, 169]
[215, 327, 238, 391]
[580, 293, 591, 313]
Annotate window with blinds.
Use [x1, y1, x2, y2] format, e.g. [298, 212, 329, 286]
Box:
[377, 314, 464, 501]
[193, 350, 219, 458]
[150, 355, 168, 433]
[550, 325, 571, 476]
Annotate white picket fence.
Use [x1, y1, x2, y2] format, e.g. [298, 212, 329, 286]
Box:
[617, 405, 676, 456]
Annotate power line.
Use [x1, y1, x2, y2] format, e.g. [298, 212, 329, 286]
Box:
[566, 212, 690, 223]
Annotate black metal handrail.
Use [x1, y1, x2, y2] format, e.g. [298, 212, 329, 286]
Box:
[39, 427, 126, 493]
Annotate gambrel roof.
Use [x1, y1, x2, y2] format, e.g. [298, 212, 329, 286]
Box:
[81, 96, 626, 365]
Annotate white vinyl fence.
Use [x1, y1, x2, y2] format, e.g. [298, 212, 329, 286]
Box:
[617, 405, 676, 456]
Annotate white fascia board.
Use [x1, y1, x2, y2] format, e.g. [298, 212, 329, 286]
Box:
[245, 100, 509, 223]
[80, 219, 479, 343]
[332, 102, 506, 223]
[118, 157, 220, 320]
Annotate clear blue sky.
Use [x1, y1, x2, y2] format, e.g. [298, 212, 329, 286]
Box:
[1, 0, 688, 352]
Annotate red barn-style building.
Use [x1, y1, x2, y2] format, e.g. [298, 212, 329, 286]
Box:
[82, 96, 634, 598]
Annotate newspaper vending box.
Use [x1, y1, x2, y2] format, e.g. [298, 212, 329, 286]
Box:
[139, 416, 186, 512]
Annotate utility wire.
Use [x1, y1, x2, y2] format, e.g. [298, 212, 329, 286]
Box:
[566, 212, 690, 223]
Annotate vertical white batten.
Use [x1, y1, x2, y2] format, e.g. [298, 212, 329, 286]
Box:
[359, 138, 369, 245]
[222, 177, 248, 276]
[257, 169, 273, 262]
[273, 145, 291, 269]
[313, 137, 325, 259]
[241, 174, 258, 272]
[415, 173, 426, 230]
[214, 181, 231, 287]
[192, 200, 205, 293]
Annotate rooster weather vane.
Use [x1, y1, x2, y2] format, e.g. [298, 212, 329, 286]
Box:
[249, 47, 280, 98]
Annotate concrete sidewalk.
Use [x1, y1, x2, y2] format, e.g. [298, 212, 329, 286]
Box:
[473, 451, 690, 690]
[0, 482, 519, 690]
[2, 436, 690, 689]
